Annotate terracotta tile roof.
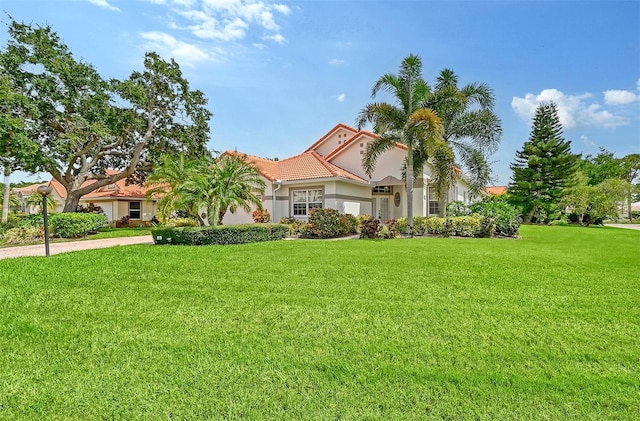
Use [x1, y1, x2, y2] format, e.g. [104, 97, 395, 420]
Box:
[49, 170, 152, 200]
[485, 186, 508, 195]
[226, 150, 367, 183]
[304, 123, 358, 153]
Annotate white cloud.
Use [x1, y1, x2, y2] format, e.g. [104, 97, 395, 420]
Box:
[337, 93, 345, 102]
[603, 89, 639, 105]
[329, 58, 344, 65]
[140, 31, 212, 64]
[156, 0, 291, 46]
[580, 135, 598, 148]
[512, 88, 627, 129]
[263, 33, 286, 44]
[273, 4, 291, 15]
[88, 0, 120, 12]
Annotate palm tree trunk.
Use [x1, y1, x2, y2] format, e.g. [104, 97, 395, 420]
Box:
[2, 166, 10, 223]
[406, 147, 414, 235]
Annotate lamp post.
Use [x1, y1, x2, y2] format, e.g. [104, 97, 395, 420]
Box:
[37, 186, 53, 257]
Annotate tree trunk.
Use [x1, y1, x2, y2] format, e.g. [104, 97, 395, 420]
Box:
[438, 190, 448, 218]
[628, 193, 633, 222]
[2, 166, 10, 223]
[406, 148, 414, 235]
[62, 191, 82, 212]
[524, 205, 537, 223]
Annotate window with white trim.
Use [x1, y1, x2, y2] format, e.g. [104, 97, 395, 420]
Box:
[428, 188, 439, 215]
[292, 189, 323, 216]
[129, 201, 141, 219]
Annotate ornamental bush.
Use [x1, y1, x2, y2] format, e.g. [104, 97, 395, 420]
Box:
[252, 208, 271, 223]
[359, 216, 380, 238]
[2, 225, 45, 244]
[165, 217, 199, 227]
[301, 208, 356, 239]
[49, 213, 108, 238]
[151, 223, 289, 245]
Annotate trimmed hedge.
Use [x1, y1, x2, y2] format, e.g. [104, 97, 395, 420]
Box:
[49, 213, 108, 238]
[151, 223, 290, 245]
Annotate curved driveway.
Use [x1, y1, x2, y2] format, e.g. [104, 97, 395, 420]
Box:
[0, 236, 153, 260]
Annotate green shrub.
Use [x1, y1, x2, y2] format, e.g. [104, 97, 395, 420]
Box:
[165, 217, 199, 227]
[302, 208, 356, 239]
[549, 215, 570, 226]
[151, 224, 289, 245]
[49, 213, 108, 238]
[2, 226, 45, 244]
[469, 198, 521, 237]
[413, 216, 429, 235]
[446, 200, 470, 217]
[453, 215, 481, 237]
[477, 216, 496, 238]
[279, 216, 304, 235]
[424, 217, 444, 235]
[397, 217, 407, 234]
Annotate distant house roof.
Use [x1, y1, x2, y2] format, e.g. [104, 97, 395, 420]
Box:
[485, 186, 508, 195]
[49, 170, 153, 200]
[12, 183, 50, 197]
[226, 150, 367, 184]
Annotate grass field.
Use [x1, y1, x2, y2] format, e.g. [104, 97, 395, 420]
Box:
[0, 225, 638, 419]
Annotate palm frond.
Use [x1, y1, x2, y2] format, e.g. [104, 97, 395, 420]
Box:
[362, 136, 397, 177]
[447, 109, 502, 154]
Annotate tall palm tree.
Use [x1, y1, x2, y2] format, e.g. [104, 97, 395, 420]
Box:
[423, 68, 502, 211]
[357, 54, 443, 234]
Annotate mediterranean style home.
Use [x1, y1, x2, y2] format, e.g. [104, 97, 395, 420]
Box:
[14, 171, 157, 225]
[222, 123, 477, 224]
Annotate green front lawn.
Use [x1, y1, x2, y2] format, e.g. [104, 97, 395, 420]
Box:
[0, 225, 638, 419]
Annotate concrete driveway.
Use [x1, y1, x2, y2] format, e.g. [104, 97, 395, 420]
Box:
[604, 224, 640, 231]
[0, 236, 153, 260]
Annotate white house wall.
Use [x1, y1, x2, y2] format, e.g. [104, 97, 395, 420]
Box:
[314, 127, 357, 157]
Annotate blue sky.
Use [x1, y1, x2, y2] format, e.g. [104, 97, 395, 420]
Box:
[3, 0, 639, 185]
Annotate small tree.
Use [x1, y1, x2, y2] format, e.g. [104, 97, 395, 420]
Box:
[564, 173, 627, 226]
[509, 102, 578, 223]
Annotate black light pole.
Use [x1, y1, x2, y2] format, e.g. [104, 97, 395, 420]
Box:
[37, 186, 53, 257]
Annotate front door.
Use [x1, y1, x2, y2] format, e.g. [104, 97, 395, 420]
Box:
[372, 196, 391, 221]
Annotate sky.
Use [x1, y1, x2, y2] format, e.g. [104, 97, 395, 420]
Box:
[3, 0, 639, 186]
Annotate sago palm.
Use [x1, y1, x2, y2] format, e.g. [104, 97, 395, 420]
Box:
[357, 54, 443, 234]
[208, 154, 266, 225]
[145, 153, 205, 222]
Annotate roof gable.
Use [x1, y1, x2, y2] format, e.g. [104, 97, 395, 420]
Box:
[304, 123, 358, 156]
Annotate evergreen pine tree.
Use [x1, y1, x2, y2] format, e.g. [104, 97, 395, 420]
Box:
[509, 102, 577, 223]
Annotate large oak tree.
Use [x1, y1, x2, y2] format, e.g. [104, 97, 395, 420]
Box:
[1, 20, 212, 212]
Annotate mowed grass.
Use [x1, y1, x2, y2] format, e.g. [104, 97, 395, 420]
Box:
[0, 225, 638, 419]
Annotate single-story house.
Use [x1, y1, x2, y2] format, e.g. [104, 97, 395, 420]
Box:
[16, 171, 157, 224]
[222, 123, 478, 224]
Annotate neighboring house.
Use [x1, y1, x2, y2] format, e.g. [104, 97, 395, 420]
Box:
[485, 186, 508, 196]
[223, 123, 477, 224]
[13, 183, 60, 214]
[16, 171, 157, 224]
